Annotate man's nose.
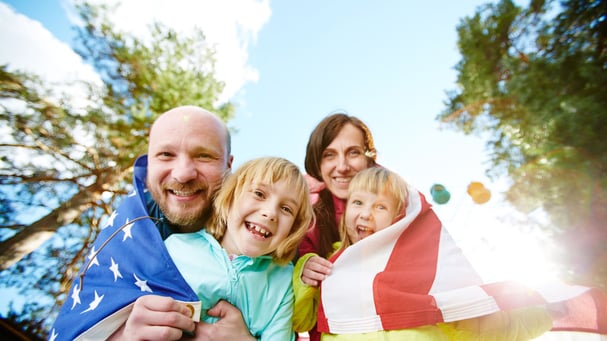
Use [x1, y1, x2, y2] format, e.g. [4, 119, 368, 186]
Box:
[172, 157, 197, 183]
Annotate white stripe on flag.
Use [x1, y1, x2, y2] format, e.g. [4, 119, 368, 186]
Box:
[433, 285, 500, 322]
[430, 226, 483, 293]
[322, 187, 423, 323]
[531, 282, 593, 303]
[326, 315, 384, 335]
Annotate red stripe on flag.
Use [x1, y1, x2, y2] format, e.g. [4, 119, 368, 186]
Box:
[373, 207, 445, 329]
[481, 281, 547, 310]
[549, 287, 607, 334]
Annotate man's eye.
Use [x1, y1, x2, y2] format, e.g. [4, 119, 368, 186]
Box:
[197, 153, 214, 160]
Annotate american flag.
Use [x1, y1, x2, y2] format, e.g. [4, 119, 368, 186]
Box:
[49, 155, 201, 341]
[318, 187, 607, 335]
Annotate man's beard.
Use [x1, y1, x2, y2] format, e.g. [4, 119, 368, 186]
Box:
[149, 181, 212, 233]
[160, 201, 211, 233]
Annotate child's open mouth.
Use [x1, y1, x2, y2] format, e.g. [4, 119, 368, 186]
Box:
[246, 222, 272, 238]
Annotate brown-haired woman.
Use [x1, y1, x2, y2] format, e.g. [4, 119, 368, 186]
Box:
[294, 112, 377, 341]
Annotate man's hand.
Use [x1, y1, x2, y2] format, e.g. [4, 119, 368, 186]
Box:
[301, 255, 332, 287]
[109, 295, 195, 341]
[192, 300, 256, 341]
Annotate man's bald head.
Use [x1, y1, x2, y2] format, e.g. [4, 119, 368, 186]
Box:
[146, 105, 233, 232]
[150, 106, 231, 156]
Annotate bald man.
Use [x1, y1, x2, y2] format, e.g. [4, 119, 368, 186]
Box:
[146, 105, 233, 235]
[52, 106, 256, 341]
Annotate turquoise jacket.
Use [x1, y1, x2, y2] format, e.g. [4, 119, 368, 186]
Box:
[165, 230, 296, 341]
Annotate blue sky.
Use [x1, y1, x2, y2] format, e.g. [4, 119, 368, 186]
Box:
[2, 0, 494, 195]
[0, 0, 567, 303]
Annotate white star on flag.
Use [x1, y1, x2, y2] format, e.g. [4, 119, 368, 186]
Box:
[86, 246, 99, 269]
[134, 273, 153, 293]
[70, 283, 81, 309]
[109, 257, 123, 282]
[81, 290, 104, 314]
[49, 328, 58, 341]
[122, 218, 133, 241]
[104, 211, 118, 229]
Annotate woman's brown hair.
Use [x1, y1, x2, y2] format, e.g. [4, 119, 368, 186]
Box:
[304, 112, 377, 258]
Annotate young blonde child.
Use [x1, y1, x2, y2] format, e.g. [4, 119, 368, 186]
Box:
[338, 167, 408, 249]
[293, 167, 408, 335]
[294, 167, 552, 340]
[165, 157, 313, 341]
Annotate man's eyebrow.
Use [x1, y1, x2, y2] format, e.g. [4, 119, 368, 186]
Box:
[192, 148, 224, 159]
[151, 142, 174, 150]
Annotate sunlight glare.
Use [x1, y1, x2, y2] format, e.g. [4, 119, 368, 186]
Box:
[437, 199, 561, 287]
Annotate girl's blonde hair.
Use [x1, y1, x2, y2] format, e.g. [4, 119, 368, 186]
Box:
[339, 167, 409, 248]
[208, 157, 313, 265]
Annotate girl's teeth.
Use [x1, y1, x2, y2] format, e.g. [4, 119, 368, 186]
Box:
[253, 225, 270, 237]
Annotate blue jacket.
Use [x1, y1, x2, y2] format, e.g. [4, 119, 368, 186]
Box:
[165, 230, 296, 341]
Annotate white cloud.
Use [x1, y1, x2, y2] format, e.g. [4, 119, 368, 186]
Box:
[0, 0, 269, 104]
[0, 2, 100, 86]
[73, 0, 271, 102]
[0, 0, 270, 171]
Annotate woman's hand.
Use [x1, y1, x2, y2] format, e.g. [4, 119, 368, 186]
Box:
[304, 174, 325, 205]
[301, 255, 333, 287]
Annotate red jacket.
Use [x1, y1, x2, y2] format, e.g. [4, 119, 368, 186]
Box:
[298, 195, 345, 257]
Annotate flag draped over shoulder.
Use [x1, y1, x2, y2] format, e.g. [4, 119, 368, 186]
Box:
[317, 187, 607, 335]
[49, 156, 201, 341]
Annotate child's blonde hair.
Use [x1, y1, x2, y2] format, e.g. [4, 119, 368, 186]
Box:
[339, 167, 409, 248]
[208, 157, 313, 265]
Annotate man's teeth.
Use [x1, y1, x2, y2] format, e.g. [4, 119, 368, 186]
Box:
[335, 178, 350, 183]
[172, 190, 196, 196]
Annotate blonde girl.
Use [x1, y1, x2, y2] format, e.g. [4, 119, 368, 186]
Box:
[166, 157, 313, 341]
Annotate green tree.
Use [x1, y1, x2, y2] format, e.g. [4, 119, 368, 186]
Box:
[439, 0, 607, 288]
[0, 1, 234, 336]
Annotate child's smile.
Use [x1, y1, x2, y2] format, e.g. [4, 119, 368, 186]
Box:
[355, 224, 374, 241]
[222, 180, 298, 258]
[245, 221, 272, 239]
[346, 190, 400, 243]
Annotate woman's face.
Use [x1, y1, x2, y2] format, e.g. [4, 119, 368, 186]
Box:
[320, 123, 370, 199]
